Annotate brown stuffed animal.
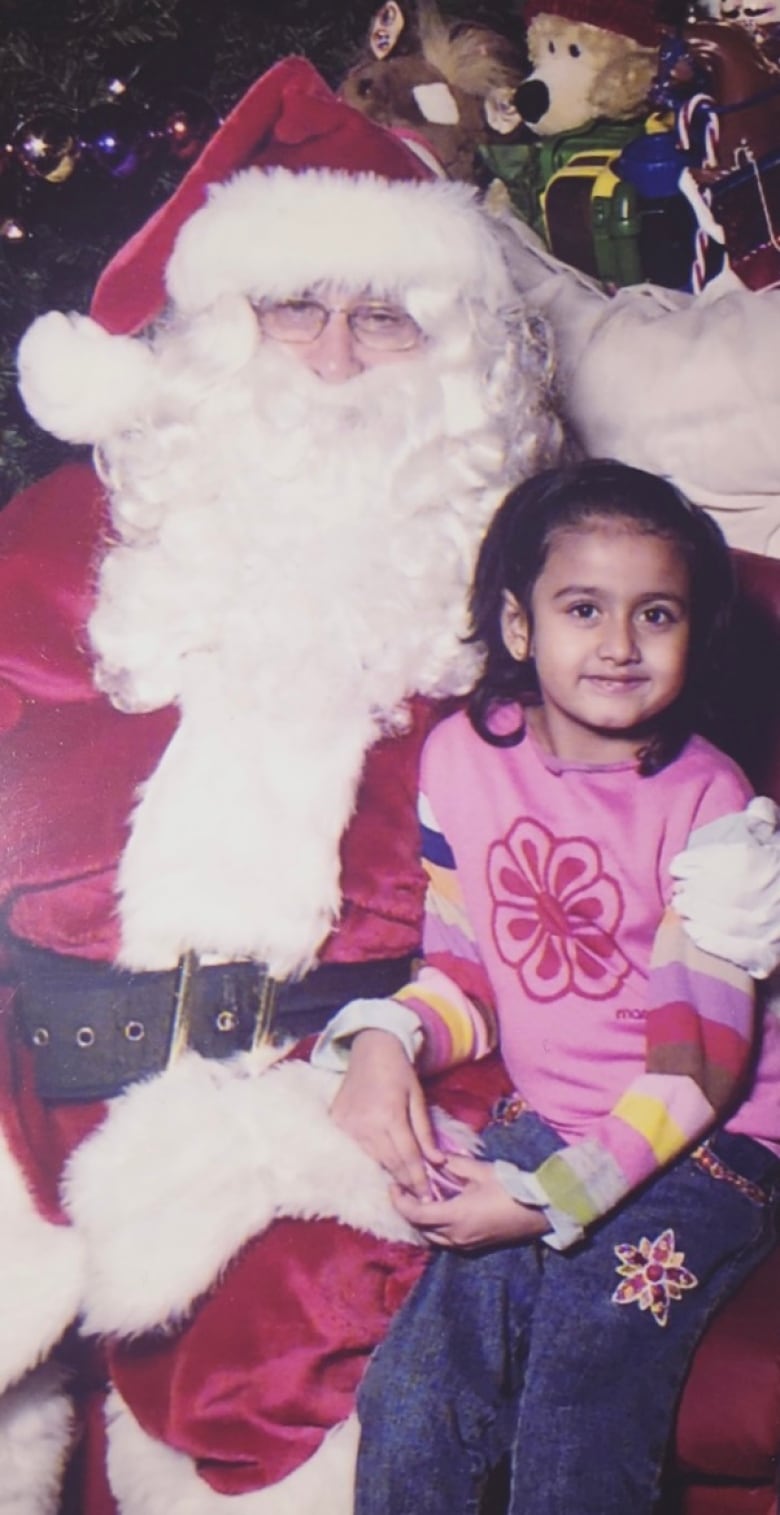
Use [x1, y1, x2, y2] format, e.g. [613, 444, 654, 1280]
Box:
[509, 0, 663, 137]
[339, 0, 526, 181]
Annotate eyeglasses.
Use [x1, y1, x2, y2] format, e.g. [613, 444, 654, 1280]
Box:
[255, 298, 424, 352]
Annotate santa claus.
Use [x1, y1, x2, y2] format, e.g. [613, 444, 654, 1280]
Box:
[1, 51, 778, 1515]
[0, 53, 565, 1515]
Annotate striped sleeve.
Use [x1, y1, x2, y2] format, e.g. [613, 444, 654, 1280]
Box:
[392, 789, 498, 1075]
[530, 908, 755, 1236]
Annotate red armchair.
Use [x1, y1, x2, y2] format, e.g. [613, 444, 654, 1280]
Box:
[661, 549, 780, 1515]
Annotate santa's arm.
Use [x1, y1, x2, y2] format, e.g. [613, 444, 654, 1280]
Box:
[497, 214, 780, 558]
[561, 278, 780, 556]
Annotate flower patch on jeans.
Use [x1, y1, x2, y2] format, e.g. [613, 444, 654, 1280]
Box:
[612, 1227, 699, 1327]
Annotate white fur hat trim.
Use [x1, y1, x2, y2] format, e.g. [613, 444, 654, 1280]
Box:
[166, 167, 515, 313]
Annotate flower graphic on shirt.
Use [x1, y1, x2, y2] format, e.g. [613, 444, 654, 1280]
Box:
[612, 1228, 699, 1328]
[488, 818, 630, 1001]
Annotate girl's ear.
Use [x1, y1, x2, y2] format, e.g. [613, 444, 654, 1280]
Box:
[501, 590, 531, 662]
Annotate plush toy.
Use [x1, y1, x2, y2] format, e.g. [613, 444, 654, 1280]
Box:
[509, 0, 663, 137]
[480, 1, 684, 285]
[339, 0, 525, 182]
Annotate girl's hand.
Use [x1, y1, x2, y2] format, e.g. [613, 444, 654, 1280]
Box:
[391, 1154, 550, 1250]
[330, 1029, 442, 1199]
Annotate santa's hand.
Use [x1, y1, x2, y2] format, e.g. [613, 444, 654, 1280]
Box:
[670, 797, 780, 979]
[330, 1029, 441, 1200]
[391, 1155, 549, 1250]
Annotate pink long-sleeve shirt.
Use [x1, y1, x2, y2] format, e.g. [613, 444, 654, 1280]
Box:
[394, 709, 780, 1234]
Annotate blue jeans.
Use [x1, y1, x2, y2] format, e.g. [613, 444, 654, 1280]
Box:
[355, 1109, 780, 1515]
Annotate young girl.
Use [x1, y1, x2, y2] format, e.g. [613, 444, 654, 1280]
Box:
[333, 460, 780, 1514]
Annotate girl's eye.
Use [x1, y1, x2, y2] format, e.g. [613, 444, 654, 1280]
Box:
[640, 605, 676, 627]
[548, 40, 556, 53]
[569, 43, 581, 57]
[568, 602, 599, 621]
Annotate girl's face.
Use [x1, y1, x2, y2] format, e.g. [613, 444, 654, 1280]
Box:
[501, 519, 691, 764]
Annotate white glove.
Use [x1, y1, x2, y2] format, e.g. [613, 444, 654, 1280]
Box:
[670, 797, 780, 979]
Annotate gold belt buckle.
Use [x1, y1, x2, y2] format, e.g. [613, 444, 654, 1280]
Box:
[167, 951, 198, 1065]
[252, 970, 280, 1049]
[167, 953, 280, 1063]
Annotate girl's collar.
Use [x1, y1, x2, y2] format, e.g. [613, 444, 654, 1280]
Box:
[489, 702, 644, 776]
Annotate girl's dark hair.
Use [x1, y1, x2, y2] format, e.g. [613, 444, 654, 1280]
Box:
[467, 459, 735, 775]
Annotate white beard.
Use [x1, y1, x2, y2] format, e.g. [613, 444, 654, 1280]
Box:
[89, 331, 515, 975]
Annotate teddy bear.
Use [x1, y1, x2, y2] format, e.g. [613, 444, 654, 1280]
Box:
[509, 0, 663, 137]
[480, 1, 674, 277]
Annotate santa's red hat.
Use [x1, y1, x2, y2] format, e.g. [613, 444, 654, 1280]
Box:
[522, 0, 663, 48]
[90, 54, 440, 336]
[18, 55, 517, 443]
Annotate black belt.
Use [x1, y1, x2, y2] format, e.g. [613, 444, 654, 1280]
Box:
[13, 944, 415, 1104]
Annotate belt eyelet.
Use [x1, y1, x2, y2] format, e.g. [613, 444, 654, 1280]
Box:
[124, 1020, 145, 1043]
[32, 1026, 50, 1047]
[76, 1026, 96, 1049]
[216, 1008, 239, 1033]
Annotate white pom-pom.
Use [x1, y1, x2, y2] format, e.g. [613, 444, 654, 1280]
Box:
[17, 311, 155, 444]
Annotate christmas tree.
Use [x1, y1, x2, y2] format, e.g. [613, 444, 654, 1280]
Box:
[0, 0, 518, 501]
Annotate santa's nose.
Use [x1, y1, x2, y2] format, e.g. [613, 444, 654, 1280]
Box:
[514, 79, 550, 125]
[305, 311, 365, 384]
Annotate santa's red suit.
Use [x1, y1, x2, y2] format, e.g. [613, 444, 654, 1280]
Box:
[0, 459, 508, 1514]
[0, 59, 559, 1514]
[8, 47, 779, 1515]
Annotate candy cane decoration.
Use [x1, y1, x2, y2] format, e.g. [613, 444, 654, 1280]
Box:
[677, 93, 722, 291]
[678, 92, 720, 168]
